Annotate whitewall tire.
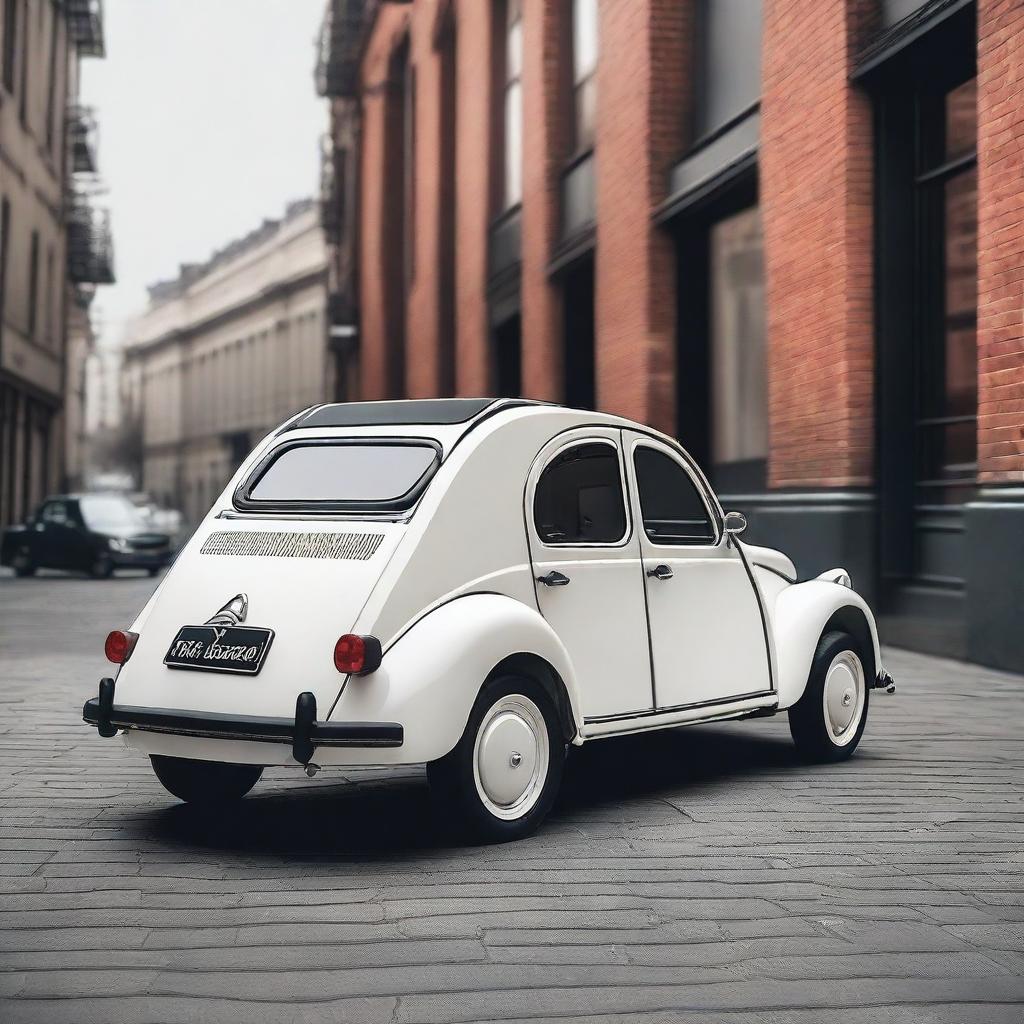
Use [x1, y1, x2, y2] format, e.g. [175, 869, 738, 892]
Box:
[789, 630, 870, 762]
[427, 675, 565, 842]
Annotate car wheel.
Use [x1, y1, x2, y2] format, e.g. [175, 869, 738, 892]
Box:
[789, 630, 870, 763]
[427, 675, 565, 842]
[150, 755, 263, 805]
[11, 547, 35, 577]
[90, 553, 114, 579]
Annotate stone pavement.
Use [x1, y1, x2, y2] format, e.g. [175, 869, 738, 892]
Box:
[0, 569, 1022, 1023]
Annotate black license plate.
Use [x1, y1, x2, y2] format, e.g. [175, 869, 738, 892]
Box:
[164, 625, 274, 675]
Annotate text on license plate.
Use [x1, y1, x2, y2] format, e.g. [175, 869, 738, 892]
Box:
[163, 625, 274, 675]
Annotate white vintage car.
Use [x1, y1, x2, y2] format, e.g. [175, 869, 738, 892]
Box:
[84, 399, 894, 840]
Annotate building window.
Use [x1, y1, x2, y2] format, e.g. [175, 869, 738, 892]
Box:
[0, 198, 9, 329]
[27, 230, 39, 339]
[569, 0, 598, 154]
[502, 0, 523, 208]
[916, 76, 977, 505]
[872, 17, 977, 602]
[709, 205, 767, 484]
[692, 0, 762, 143]
[17, 0, 27, 122]
[45, 1, 59, 151]
[2, 0, 16, 94]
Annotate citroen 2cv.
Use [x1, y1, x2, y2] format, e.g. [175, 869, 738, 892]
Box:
[83, 398, 894, 841]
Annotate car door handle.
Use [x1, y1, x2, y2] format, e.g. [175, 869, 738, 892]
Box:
[646, 564, 674, 581]
[536, 570, 571, 587]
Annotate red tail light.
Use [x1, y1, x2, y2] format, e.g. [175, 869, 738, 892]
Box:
[104, 629, 139, 665]
[333, 634, 382, 675]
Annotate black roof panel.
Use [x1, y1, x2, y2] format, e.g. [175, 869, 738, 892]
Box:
[289, 398, 499, 431]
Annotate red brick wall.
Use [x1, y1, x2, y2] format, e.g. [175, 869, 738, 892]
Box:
[358, 5, 410, 400]
[405, 0, 445, 398]
[977, 0, 1024, 483]
[761, 0, 877, 488]
[519, 0, 565, 401]
[452, 0, 495, 395]
[594, 0, 690, 434]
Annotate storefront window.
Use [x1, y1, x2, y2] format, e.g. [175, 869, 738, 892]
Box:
[916, 75, 977, 505]
[709, 206, 767, 479]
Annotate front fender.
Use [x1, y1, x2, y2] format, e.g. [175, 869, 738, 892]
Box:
[773, 581, 881, 710]
[328, 593, 582, 764]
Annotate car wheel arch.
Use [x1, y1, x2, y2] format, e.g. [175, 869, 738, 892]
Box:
[772, 582, 882, 711]
[485, 652, 579, 745]
[333, 592, 584, 764]
[820, 606, 876, 684]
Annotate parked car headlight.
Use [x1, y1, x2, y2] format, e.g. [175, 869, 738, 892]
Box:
[108, 537, 130, 553]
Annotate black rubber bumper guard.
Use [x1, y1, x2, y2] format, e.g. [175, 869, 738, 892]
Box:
[83, 678, 403, 765]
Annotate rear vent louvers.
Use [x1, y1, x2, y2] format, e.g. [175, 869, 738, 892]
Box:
[201, 531, 384, 560]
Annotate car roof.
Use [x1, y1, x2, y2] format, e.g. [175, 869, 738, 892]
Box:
[283, 397, 555, 432]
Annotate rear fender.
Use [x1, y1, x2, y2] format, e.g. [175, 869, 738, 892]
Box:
[329, 593, 582, 764]
[773, 580, 881, 710]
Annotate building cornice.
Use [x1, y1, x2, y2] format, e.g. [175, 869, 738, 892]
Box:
[124, 266, 327, 361]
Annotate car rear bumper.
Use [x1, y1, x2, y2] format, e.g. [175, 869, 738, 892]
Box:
[83, 678, 403, 764]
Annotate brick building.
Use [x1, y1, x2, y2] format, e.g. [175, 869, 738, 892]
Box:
[318, 0, 1024, 673]
[0, 0, 114, 526]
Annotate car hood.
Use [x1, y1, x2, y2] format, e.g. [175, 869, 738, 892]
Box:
[113, 518, 403, 719]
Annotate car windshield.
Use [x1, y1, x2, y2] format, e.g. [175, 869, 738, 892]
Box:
[244, 442, 440, 508]
[79, 495, 146, 534]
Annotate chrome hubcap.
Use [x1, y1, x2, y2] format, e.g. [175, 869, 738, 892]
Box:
[473, 695, 548, 821]
[823, 650, 866, 746]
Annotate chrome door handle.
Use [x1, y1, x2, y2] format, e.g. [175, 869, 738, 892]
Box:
[646, 564, 674, 581]
[536, 570, 571, 587]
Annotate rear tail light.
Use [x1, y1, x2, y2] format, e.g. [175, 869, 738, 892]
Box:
[104, 629, 139, 665]
[333, 634, 382, 675]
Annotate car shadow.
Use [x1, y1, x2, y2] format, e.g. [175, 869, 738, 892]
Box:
[148, 723, 800, 860]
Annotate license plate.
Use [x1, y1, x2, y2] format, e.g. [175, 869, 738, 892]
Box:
[163, 625, 274, 675]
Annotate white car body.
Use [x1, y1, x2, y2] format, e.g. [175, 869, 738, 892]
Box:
[84, 399, 890, 815]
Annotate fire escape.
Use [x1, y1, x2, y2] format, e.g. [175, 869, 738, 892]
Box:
[316, 0, 370, 398]
[66, 123, 114, 287]
[64, 0, 106, 58]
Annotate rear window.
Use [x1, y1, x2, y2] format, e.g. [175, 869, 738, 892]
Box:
[237, 441, 440, 511]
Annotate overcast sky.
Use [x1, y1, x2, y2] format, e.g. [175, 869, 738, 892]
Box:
[80, 0, 326, 350]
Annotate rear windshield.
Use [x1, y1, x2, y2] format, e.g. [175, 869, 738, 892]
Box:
[237, 441, 440, 511]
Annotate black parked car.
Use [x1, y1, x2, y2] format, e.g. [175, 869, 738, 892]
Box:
[0, 494, 172, 579]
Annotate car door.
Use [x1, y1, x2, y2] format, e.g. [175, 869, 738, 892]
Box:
[526, 429, 654, 721]
[624, 432, 772, 710]
[35, 500, 74, 569]
[64, 499, 102, 570]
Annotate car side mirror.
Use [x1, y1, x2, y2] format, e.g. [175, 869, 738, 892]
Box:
[723, 511, 747, 537]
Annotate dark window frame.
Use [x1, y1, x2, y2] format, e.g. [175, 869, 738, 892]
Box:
[532, 438, 631, 548]
[27, 229, 40, 339]
[632, 442, 720, 547]
[869, 7, 977, 594]
[2, 0, 16, 94]
[233, 436, 443, 515]
[0, 197, 10, 331]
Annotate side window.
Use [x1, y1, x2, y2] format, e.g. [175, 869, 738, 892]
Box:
[634, 446, 716, 545]
[534, 442, 627, 545]
[41, 501, 68, 526]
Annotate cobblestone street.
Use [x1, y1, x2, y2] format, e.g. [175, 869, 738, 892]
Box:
[0, 569, 1022, 1023]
